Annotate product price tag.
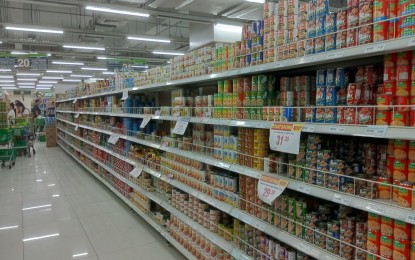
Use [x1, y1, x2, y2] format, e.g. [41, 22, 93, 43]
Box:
[154, 110, 161, 117]
[365, 203, 385, 215]
[328, 126, 346, 134]
[202, 112, 211, 123]
[269, 123, 303, 154]
[297, 183, 311, 194]
[409, 38, 415, 46]
[365, 125, 388, 137]
[121, 89, 129, 101]
[108, 134, 119, 144]
[254, 222, 265, 232]
[129, 165, 144, 178]
[364, 43, 385, 53]
[302, 124, 315, 133]
[406, 213, 415, 225]
[74, 113, 80, 119]
[140, 116, 151, 128]
[275, 61, 287, 68]
[75, 124, 79, 131]
[326, 51, 344, 60]
[332, 194, 352, 206]
[257, 174, 289, 205]
[72, 98, 77, 104]
[172, 117, 190, 135]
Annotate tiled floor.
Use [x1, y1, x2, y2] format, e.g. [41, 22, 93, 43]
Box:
[0, 144, 185, 260]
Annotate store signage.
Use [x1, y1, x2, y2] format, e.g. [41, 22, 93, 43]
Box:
[129, 165, 144, 178]
[107, 134, 119, 144]
[269, 123, 302, 154]
[121, 89, 129, 100]
[75, 124, 79, 131]
[140, 116, 151, 128]
[365, 125, 388, 137]
[44, 92, 53, 97]
[0, 53, 48, 70]
[73, 99, 77, 104]
[172, 117, 190, 135]
[257, 174, 288, 205]
[74, 113, 80, 118]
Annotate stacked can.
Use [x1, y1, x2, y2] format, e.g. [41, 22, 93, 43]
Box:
[339, 216, 357, 259]
[237, 128, 269, 171]
[354, 220, 368, 259]
[304, 135, 322, 184]
[316, 150, 331, 187]
[397, 0, 415, 38]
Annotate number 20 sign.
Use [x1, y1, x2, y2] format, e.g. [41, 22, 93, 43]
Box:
[269, 123, 303, 154]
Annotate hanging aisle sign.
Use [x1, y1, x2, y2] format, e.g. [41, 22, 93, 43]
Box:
[107, 134, 119, 144]
[269, 123, 303, 154]
[0, 53, 48, 70]
[172, 117, 190, 135]
[121, 89, 129, 101]
[257, 174, 289, 205]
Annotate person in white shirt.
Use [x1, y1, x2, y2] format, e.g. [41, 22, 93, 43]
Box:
[7, 103, 15, 125]
[15, 101, 29, 118]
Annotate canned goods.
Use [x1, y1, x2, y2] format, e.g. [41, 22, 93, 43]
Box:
[393, 159, 409, 181]
[315, 36, 326, 53]
[394, 220, 411, 240]
[346, 83, 362, 105]
[336, 8, 348, 30]
[367, 229, 381, 252]
[358, 25, 373, 45]
[392, 111, 409, 126]
[373, 0, 389, 21]
[358, 107, 374, 124]
[380, 234, 393, 259]
[376, 94, 393, 109]
[348, 5, 359, 28]
[374, 21, 389, 42]
[368, 212, 381, 231]
[359, 2, 373, 25]
[347, 28, 358, 47]
[398, 181, 413, 208]
[376, 109, 392, 125]
[381, 215, 394, 235]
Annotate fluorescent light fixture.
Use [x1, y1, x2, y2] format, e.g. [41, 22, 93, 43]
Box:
[10, 51, 28, 55]
[37, 85, 54, 87]
[0, 225, 18, 231]
[48, 184, 55, 187]
[52, 61, 84, 66]
[215, 23, 243, 31]
[131, 65, 149, 69]
[97, 56, 113, 60]
[38, 81, 58, 84]
[16, 73, 41, 76]
[90, 78, 105, 81]
[152, 50, 185, 56]
[0, 84, 15, 87]
[127, 36, 171, 43]
[36, 179, 42, 182]
[22, 204, 51, 211]
[62, 79, 82, 82]
[73, 253, 88, 258]
[81, 67, 107, 71]
[63, 45, 105, 51]
[102, 71, 115, 75]
[18, 82, 36, 85]
[70, 75, 92, 78]
[23, 233, 59, 242]
[0, 75, 14, 79]
[0, 80, 14, 83]
[46, 70, 72, 74]
[85, 5, 150, 17]
[0, 69, 12, 72]
[19, 86, 35, 89]
[17, 78, 38, 81]
[175, 0, 194, 9]
[1, 87, 17, 90]
[245, 0, 265, 2]
[42, 76, 63, 80]
[6, 25, 63, 34]
[47, 53, 52, 57]
[52, 194, 60, 197]
[0, 41, 2, 44]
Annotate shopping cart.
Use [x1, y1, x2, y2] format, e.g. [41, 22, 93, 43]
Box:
[13, 124, 31, 157]
[0, 127, 15, 169]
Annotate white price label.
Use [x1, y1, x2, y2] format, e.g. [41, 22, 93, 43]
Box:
[75, 124, 79, 131]
[364, 43, 385, 53]
[328, 126, 345, 133]
[254, 222, 265, 231]
[302, 125, 316, 133]
[140, 116, 151, 128]
[276, 61, 287, 68]
[129, 165, 144, 178]
[406, 213, 415, 224]
[108, 134, 119, 144]
[332, 194, 352, 206]
[269, 123, 303, 154]
[74, 113, 80, 118]
[154, 110, 161, 116]
[72, 98, 77, 104]
[326, 51, 344, 59]
[297, 183, 311, 194]
[172, 117, 190, 135]
[121, 89, 129, 100]
[409, 37, 415, 46]
[365, 125, 388, 136]
[365, 203, 385, 215]
[258, 174, 289, 205]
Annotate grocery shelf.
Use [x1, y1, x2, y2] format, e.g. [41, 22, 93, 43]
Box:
[56, 110, 415, 140]
[56, 36, 415, 103]
[57, 134, 341, 260]
[57, 123, 415, 225]
[58, 142, 197, 260]
[58, 137, 249, 259]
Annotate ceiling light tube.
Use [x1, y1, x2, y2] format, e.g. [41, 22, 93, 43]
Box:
[37, 85, 54, 87]
[70, 75, 92, 78]
[0, 80, 14, 83]
[0, 69, 12, 72]
[102, 72, 115, 75]
[1, 87, 17, 90]
[131, 65, 149, 69]
[152, 51, 185, 56]
[16, 73, 41, 76]
[97, 57, 113, 60]
[10, 51, 28, 55]
[62, 79, 82, 82]
[38, 81, 57, 84]
[0, 75, 14, 79]
[73, 252, 88, 258]
[81, 67, 107, 71]
[245, 0, 265, 3]
[46, 70, 72, 74]
[175, 0, 194, 9]
[127, 36, 171, 43]
[52, 61, 84, 66]
[18, 82, 35, 86]
[6, 25, 63, 34]
[85, 5, 150, 17]
[17, 78, 38, 81]
[63, 45, 105, 51]
[42, 76, 63, 80]
[0, 84, 16, 87]
[215, 23, 243, 31]
[19, 86, 35, 89]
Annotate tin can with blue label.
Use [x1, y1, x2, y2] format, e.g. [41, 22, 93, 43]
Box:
[326, 69, 336, 85]
[316, 108, 326, 123]
[326, 33, 336, 51]
[326, 86, 338, 106]
[335, 67, 349, 86]
[305, 107, 317, 122]
[281, 107, 294, 122]
[305, 38, 315, 55]
[246, 54, 252, 66]
[316, 86, 327, 106]
[316, 70, 326, 86]
[324, 107, 337, 123]
[315, 36, 326, 53]
[326, 12, 337, 33]
[316, 16, 326, 36]
[307, 19, 316, 38]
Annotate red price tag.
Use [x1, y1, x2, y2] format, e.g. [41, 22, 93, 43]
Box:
[257, 174, 288, 205]
[269, 123, 302, 154]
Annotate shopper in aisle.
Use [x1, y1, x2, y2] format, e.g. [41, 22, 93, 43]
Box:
[15, 100, 29, 118]
[7, 102, 15, 125]
[31, 98, 41, 117]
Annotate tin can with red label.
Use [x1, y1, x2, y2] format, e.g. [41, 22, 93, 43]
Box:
[378, 93, 394, 109]
[392, 111, 410, 126]
[384, 81, 396, 95]
[348, 0, 359, 7]
[345, 107, 357, 124]
[373, 0, 389, 21]
[410, 108, 415, 126]
[395, 96, 410, 111]
[336, 31, 348, 49]
[348, 5, 360, 28]
[359, 2, 373, 25]
[399, 0, 415, 16]
[347, 83, 362, 105]
[396, 81, 410, 96]
[389, 0, 398, 18]
[347, 28, 358, 47]
[336, 8, 348, 30]
[376, 109, 392, 125]
[400, 25, 415, 38]
[374, 21, 389, 42]
[358, 25, 373, 45]
[398, 181, 413, 208]
[358, 107, 374, 124]
[397, 65, 411, 81]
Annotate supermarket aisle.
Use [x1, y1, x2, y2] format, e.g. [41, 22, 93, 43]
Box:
[0, 144, 185, 260]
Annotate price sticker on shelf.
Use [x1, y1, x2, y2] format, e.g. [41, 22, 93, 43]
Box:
[364, 43, 385, 53]
[172, 117, 190, 135]
[328, 126, 346, 134]
[154, 110, 161, 117]
[129, 165, 144, 178]
[365, 125, 388, 137]
[269, 123, 303, 154]
[302, 124, 315, 133]
[326, 51, 344, 60]
[365, 203, 385, 215]
[257, 174, 289, 205]
[72, 98, 77, 104]
[74, 113, 80, 119]
[406, 213, 415, 225]
[121, 89, 129, 101]
[409, 38, 415, 46]
[297, 183, 311, 194]
[140, 116, 151, 128]
[254, 222, 265, 232]
[75, 124, 79, 131]
[332, 194, 352, 206]
[108, 134, 119, 144]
